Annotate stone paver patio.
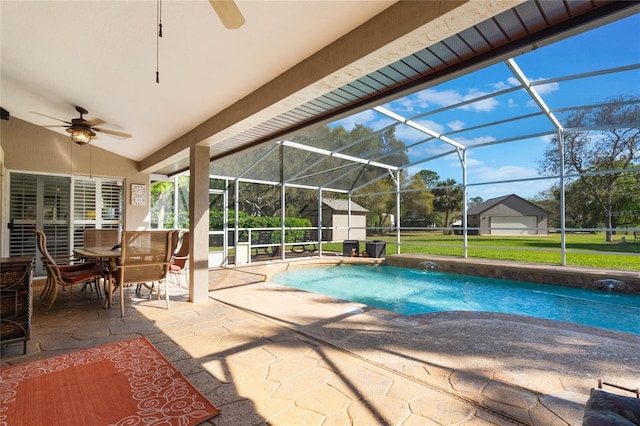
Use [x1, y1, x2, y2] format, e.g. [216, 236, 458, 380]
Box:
[2, 257, 639, 425]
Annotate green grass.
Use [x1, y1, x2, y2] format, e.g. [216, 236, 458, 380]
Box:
[321, 232, 640, 271]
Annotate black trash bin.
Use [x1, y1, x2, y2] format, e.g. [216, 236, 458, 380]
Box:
[366, 240, 386, 258]
[343, 240, 359, 257]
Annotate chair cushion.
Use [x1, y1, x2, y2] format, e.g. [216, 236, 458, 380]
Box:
[170, 264, 183, 272]
[59, 262, 100, 272]
[60, 268, 103, 284]
[583, 389, 640, 425]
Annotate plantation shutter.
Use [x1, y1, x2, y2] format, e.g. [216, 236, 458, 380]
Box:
[9, 173, 71, 275]
[8, 172, 124, 275]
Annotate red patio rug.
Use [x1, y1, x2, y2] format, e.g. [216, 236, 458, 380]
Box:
[0, 337, 220, 425]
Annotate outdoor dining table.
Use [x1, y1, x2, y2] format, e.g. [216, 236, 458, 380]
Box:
[74, 246, 120, 308]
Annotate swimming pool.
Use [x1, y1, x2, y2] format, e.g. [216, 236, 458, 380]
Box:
[271, 264, 640, 335]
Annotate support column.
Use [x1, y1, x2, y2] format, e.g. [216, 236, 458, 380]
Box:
[280, 144, 286, 260]
[318, 189, 323, 255]
[559, 129, 567, 266]
[173, 175, 179, 229]
[189, 144, 210, 303]
[347, 193, 352, 240]
[395, 170, 401, 254]
[461, 149, 468, 258]
[234, 178, 239, 247]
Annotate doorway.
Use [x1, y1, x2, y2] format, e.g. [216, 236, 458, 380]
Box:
[8, 171, 124, 276]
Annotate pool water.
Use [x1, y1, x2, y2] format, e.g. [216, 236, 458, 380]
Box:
[272, 264, 640, 335]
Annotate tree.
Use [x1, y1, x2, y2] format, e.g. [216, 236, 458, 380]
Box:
[418, 170, 439, 187]
[401, 174, 434, 225]
[150, 181, 174, 229]
[433, 178, 463, 228]
[531, 188, 561, 229]
[356, 177, 395, 232]
[468, 196, 483, 206]
[539, 96, 640, 241]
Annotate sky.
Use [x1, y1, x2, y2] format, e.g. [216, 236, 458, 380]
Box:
[329, 13, 640, 202]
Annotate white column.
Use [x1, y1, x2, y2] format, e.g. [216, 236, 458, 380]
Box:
[395, 170, 401, 254]
[189, 144, 210, 303]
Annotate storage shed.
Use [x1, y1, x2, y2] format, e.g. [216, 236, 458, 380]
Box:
[467, 194, 549, 235]
[300, 199, 368, 241]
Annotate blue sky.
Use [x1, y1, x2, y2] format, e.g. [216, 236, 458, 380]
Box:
[330, 13, 640, 202]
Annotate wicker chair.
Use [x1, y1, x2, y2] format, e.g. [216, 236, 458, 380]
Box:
[34, 230, 104, 313]
[115, 230, 173, 317]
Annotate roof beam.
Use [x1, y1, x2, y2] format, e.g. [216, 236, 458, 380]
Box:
[279, 140, 399, 171]
[373, 106, 466, 150]
[506, 58, 564, 131]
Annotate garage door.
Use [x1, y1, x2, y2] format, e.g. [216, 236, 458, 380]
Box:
[490, 216, 537, 235]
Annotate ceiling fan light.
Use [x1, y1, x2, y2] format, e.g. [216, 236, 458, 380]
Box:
[70, 129, 92, 144]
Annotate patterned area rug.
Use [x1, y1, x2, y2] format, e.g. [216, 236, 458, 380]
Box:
[0, 337, 220, 425]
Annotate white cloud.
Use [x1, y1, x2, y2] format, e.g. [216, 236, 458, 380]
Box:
[464, 157, 484, 167]
[459, 90, 499, 112]
[413, 119, 445, 134]
[471, 179, 552, 200]
[458, 136, 497, 147]
[415, 88, 461, 107]
[447, 120, 465, 131]
[532, 80, 560, 95]
[493, 77, 520, 91]
[471, 164, 537, 181]
[331, 109, 379, 130]
[392, 119, 444, 144]
[407, 140, 457, 160]
[446, 155, 484, 170]
[492, 81, 510, 91]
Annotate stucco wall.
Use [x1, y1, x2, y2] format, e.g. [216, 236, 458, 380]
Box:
[332, 213, 367, 241]
[0, 117, 150, 256]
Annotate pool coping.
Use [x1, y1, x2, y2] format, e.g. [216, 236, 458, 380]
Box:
[384, 254, 640, 294]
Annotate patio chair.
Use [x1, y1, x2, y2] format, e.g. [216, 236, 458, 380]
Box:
[83, 228, 119, 249]
[291, 229, 317, 253]
[169, 231, 189, 288]
[583, 379, 640, 425]
[115, 230, 173, 317]
[252, 230, 275, 256]
[34, 230, 104, 313]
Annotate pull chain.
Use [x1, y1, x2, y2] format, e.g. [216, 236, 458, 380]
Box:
[156, 0, 163, 83]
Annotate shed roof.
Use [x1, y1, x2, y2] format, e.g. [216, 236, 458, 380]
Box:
[467, 194, 546, 215]
[301, 199, 368, 214]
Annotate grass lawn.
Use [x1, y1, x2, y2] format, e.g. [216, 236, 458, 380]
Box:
[321, 231, 640, 271]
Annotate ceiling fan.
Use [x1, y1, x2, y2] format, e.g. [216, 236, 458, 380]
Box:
[209, 0, 245, 29]
[35, 106, 132, 145]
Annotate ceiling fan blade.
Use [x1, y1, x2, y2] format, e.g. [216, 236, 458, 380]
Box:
[31, 112, 72, 125]
[209, 0, 245, 29]
[92, 127, 132, 138]
[42, 125, 70, 128]
[86, 118, 106, 127]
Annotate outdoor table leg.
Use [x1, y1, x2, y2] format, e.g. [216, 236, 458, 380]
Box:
[102, 259, 117, 309]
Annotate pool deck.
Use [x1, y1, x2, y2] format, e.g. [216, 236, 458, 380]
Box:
[2, 255, 639, 425]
